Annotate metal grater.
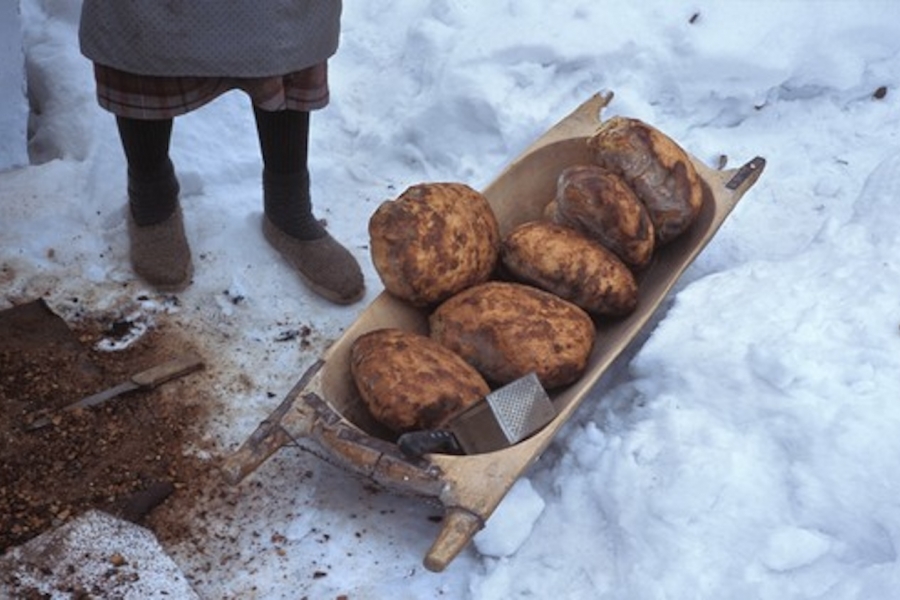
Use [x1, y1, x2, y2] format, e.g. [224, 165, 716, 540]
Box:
[398, 372, 556, 456]
[486, 373, 556, 443]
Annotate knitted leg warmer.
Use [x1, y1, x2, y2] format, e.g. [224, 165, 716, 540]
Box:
[116, 117, 192, 291]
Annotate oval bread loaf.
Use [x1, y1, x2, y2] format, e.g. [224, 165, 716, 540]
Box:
[588, 116, 704, 245]
[368, 182, 500, 306]
[501, 221, 638, 317]
[350, 328, 490, 433]
[430, 281, 596, 389]
[551, 164, 655, 270]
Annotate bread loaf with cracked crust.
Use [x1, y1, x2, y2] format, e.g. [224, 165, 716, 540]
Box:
[350, 328, 490, 433]
[588, 116, 704, 245]
[501, 220, 638, 317]
[430, 281, 595, 389]
[548, 164, 655, 270]
[369, 182, 500, 307]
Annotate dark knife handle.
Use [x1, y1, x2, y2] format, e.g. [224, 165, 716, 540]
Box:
[397, 429, 465, 458]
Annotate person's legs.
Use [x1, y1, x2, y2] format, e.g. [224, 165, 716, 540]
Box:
[116, 116, 192, 290]
[253, 106, 364, 304]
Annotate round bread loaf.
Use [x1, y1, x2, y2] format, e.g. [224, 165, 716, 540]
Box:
[501, 221, 638, 317]
[350, 328, 490, 433]
[430, 281, 595, 389]
[588, 116, 704, 245]
[368, 182, 500, 306]
[551, 164, 655, 270]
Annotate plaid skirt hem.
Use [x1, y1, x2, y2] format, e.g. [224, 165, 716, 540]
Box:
[92, 62, 330, 119]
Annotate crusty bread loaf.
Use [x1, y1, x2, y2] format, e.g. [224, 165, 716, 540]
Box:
[350, 328, 490, 432]
[588, 117, 704, 245]
[368, 182, 500, 306]
[550, 164, 655, 269]
[501, 221, 638, 317]
[430, 281, 595, 389]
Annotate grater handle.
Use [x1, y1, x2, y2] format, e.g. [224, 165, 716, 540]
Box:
[397, 429, 465, 457]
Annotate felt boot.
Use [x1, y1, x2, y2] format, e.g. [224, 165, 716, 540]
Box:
[261, 169, 364, 305]
[126, 163, 193, 292]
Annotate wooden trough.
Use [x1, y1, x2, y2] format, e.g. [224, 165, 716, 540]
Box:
[221, 91, 765, 572]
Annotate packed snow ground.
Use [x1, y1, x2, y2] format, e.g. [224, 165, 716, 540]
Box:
[3, 1, 900, 598]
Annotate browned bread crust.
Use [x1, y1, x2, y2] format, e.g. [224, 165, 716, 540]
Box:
[369, 182, 500, 306]
[430, 281, 595, 389]
[501, 220, 638, 317]
[550, 164, 655, 269]
[350, 328, 490, 432]
[588, 117, 703, 245]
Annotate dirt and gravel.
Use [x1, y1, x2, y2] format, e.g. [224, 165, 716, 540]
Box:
[0, 299, 215, 555]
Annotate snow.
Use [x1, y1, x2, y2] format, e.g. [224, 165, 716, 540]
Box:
[474, 478, 546, 559]
[3, 0, 900, 598]
[0, 511, 200, 599]
[0, 0, 28, 171]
